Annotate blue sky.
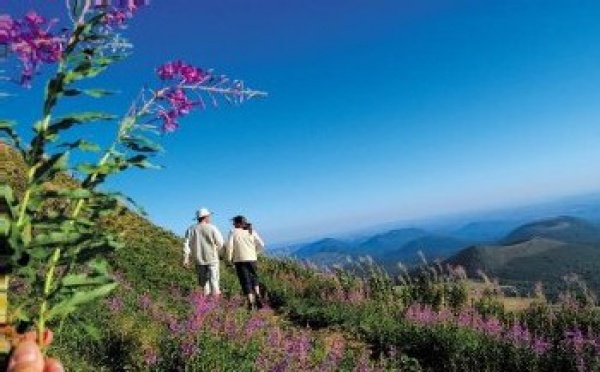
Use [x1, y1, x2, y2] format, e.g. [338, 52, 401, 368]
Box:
[2, 0, 600, 243]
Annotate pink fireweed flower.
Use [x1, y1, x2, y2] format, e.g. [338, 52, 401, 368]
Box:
[565, 328, 586, 351]
[180, 340, 199, 359]
[283, 332, 312, 365]
[104, 11, 127, 26]
[157, 60, 207, 83]
[180, 64, 206, 84]
[532, 337, 551, 356]
[147, 60, 264, 133]
[97, 2, 140, 28]
[0, 15, 16, 44]
[482, 317, 503, 337]
[106, 296, 124, 313]
[505, 322, 531, 346]
[267, 328, 283, 347]
[2, 11, 65, 86]
[245, 314, 266, 338]
[168, 317, 183, 334]
[23, 11, 45, 26]
[158, 110, 179, 133]
[166, 88, 195, 115]
[138, 292, 152, 310]
[157, 62, 177, 80]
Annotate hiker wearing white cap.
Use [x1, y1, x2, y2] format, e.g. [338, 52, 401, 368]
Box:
[183, 208, 224, 297]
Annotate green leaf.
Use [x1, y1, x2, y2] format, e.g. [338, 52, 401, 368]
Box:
[121, 135, 163, 153]
[64, 55, 124, 84]
[0, 216, 10, 237]
[87, 258, 110, 275]
[12, 308, 30, 322]
[83, 89, 115, 98]
[127, 154, 161, 170]
[61, 139, 101, 153]
[29, 231, 84, 248]
[63, 89, 82, 97]
[45, 282, 118, 321]
[0, 184, 15, 205]
[61, 273, 112, 288]
[44, 73, 66, 115]
[82, 323, 102, 341]
[32, 152, 69, 183]
[61, 88, 115, 99]
[0, 120, 23, 150]
[49, 189, 94, 199]
[29, 247, 52, 260]
[107, 192, 148, 216]
[48, 112, 115, 134]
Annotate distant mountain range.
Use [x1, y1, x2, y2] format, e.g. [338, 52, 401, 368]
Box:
[286, 226, 479, 268]
[274, 205, 600, 294]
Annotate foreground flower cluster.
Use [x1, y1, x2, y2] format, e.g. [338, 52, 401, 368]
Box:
[405, 303, 552, 355]
[0, 11, 64, 86]
[147, 60, 264, 132]
[102, 280, 409, 371]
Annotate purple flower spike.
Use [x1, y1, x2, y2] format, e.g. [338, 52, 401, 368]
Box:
[1, 10, 65, 86]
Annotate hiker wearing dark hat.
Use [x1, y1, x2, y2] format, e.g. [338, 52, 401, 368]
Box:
[184, 208, 224, 297]
[226, 215, 265, 309]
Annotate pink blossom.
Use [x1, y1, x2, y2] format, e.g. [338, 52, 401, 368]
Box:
[180, 64, 206, 84]
[532, 337, 551, 356]
[158, 110, 179, 132]
[0, 15, 16, 44]
[156, 60, 208, 84]
[166, 88, 195, 115]
[106, 296, 124, 313]
[2, 11, 64, 86]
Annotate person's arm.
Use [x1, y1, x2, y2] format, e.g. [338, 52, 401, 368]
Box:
[213, 226, 225, 253]
[253, 230, 265, 254]
[225, 230, 234, 262]
[183, 227, 192, 267]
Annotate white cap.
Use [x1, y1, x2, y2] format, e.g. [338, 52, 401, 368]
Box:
[196, 207, 212, 219]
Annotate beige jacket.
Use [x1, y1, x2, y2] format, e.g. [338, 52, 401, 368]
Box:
[184, 223, 224, 265]
[226, 228, 265, 263]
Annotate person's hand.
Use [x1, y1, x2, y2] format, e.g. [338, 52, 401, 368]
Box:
[8, 331, 63, 372]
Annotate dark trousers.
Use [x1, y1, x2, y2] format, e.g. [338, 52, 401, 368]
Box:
[234, 261, 259, 295]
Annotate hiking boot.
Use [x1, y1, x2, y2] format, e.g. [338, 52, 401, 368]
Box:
[256, 298, 264, 310]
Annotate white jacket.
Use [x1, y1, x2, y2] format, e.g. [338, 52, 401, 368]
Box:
[184, 223, 224, 265]
[226, 228, 264, 263]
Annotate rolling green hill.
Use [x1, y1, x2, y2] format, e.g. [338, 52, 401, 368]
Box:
[501, 216, 600, 245]
[446, 216, 600, 294]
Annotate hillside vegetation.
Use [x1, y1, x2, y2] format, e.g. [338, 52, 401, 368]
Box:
[447, 216, 600, 296]
[5, 145, 600, 371]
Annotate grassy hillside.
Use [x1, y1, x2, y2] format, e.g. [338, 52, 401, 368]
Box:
[6, 145, 600, 371]
[501, 216, 600, 245]
[447, 216, 600, 296]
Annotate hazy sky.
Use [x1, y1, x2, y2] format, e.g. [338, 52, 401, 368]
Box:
[3, 0, 600, 243]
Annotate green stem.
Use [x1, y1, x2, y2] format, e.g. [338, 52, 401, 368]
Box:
[15, 113, 51, 227]
[71, 150, 112, 218]
[37, 248, 61, 350]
